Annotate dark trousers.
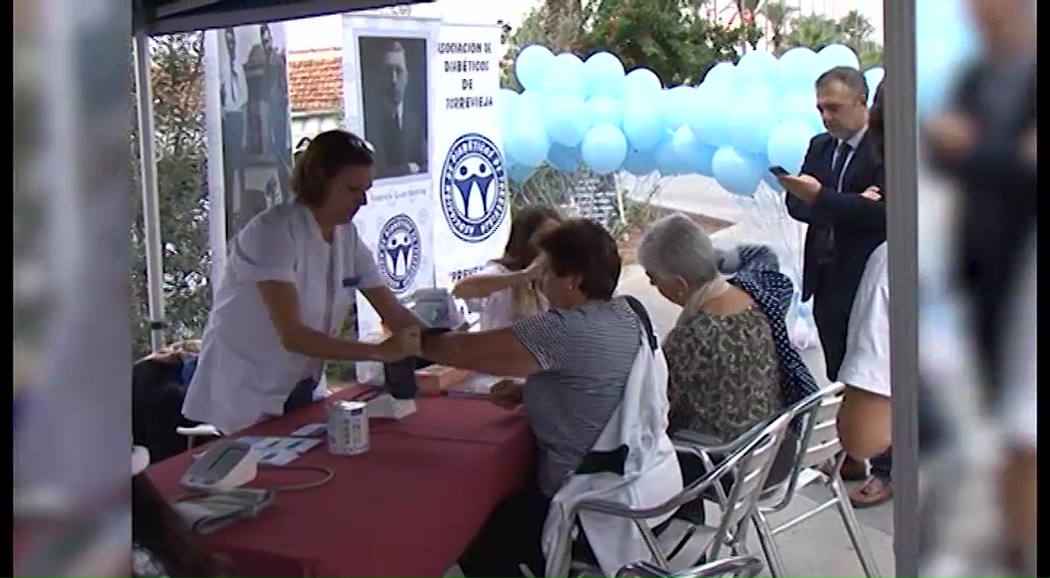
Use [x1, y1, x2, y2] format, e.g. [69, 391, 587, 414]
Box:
[870, 448, 892, 482]
[812, 291, 851, 382]
[283, 378, 318, 414]
[459, 480, 551, 577]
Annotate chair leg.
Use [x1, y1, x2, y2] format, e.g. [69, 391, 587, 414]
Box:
[750, 512, 786, 578]
[829, 475, 882, 578]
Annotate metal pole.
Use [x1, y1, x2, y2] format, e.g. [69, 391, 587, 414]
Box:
[883, 0, 920, 576]
[133, 33, 168, 352]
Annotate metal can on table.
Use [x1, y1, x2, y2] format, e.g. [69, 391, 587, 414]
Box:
[326, 400, 369, 455]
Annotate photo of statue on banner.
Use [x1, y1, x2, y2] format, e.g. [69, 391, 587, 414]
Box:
[358, 35, 429, 180]
[217, 23, 293, 238]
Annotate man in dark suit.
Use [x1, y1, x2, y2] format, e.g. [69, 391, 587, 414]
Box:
[778, 66, 889, 506]
[365, 40, 427, 179]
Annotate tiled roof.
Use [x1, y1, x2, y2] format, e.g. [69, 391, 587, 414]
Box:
[288, 48, 343, 113]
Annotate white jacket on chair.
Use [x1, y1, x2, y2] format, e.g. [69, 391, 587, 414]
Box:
[542, 304, 683, 577]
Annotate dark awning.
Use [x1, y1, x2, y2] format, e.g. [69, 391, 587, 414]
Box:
[135, 0, 432, 35]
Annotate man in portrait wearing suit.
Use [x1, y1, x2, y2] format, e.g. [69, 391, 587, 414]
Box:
[219, 28, 249, 211]
[778, 66, 890, 508]
[365, 40, 427, 179]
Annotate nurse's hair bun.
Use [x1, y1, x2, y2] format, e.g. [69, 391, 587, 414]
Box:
[291, 130, 375, 208]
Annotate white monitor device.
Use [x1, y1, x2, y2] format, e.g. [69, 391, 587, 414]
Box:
[181, 440, 258, 493]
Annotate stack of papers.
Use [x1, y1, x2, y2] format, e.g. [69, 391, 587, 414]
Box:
[237, 436, 321, 466]
[445, 374, 504, 397]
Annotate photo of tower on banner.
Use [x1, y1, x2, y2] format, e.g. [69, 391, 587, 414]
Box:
[342, 15, 440, 345]
[431, 24, 510, 291]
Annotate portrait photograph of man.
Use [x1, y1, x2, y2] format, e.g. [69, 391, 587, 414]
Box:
[358, 36, 429, 179]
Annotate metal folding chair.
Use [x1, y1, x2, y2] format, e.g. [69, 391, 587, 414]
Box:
[685, 383, 882, 577]
[549, 412, 795, 578]
[616, 555, 765, 578]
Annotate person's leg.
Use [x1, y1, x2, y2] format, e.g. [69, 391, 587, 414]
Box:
[813, 292, 867, 480]
[851, 447, 893, 509]
[459, 482, 551, 577]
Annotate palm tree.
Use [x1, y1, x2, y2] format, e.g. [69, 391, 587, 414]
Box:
[758, 0, 797, 54]
[734, 0, 764, 50]
[541, 0, 583, 52]
[838, 9, 876, 47]
[783, 13, 841, 52]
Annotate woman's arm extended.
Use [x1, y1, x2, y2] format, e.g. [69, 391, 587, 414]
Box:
[451, 267, 532, 300]
[422, 328, 541, 377]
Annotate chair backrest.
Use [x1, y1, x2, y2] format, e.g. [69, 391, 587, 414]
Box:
[710, 411, 795, 553]
[764, 382, 845, 509]
[616, 555, 764, 578]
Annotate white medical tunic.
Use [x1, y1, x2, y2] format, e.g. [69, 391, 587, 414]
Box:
[182, 202, 385, 434]
[839, 242, 890, 397]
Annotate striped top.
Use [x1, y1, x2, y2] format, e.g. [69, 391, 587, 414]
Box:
[511, 297, 643, 496]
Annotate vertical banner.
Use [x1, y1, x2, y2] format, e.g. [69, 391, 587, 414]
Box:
[204, 23, 293, 282]
[431, 24, 510, 289]
[342, 15, 439, 339]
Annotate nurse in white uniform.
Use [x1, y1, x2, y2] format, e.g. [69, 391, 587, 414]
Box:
[183, 130, 422, 434]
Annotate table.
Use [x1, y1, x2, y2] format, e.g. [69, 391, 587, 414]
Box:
[147, 388, 535, 577]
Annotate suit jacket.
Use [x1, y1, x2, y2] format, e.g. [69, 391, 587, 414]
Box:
[365, 103, 428, 179]
[786, 132, 885, 303]
[933, 58, 1037, 388]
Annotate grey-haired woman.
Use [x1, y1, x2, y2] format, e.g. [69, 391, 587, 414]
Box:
[637, 214, 818, 518]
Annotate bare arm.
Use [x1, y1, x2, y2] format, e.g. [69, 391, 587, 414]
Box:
[258, 281, 403, 361]
[452, 268, 531, 300]
[361, 285, 424, 330]
[422, 328, 541, 377]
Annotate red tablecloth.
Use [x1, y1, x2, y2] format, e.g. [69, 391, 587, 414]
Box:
[147, 390, 535, 577]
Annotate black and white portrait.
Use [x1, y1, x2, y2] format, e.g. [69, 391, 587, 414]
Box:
[358, 35, 429, 180]
[216, 23, 292, 239]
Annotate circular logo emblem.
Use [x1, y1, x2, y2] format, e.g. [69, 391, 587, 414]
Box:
[376, 213, 422, 294]
[440, 133, 509, 243]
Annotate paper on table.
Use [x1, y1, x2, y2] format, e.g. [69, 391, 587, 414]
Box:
[446, 374, 505, 396]
[253, 449, 300, 466]
[237, 436, 320, 455]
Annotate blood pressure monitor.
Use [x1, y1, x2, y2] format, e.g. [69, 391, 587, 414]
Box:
[180, 440, 258, 493]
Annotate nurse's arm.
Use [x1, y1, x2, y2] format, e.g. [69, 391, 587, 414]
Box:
[362, 285, 425, 330]
[258, 280, 392, 361]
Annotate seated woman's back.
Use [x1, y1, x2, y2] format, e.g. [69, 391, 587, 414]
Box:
[663, 302, 782, 439]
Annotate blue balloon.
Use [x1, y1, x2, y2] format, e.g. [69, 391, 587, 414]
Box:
[508, 163, 536, 184]
[543, 95, 589, 147]
[736, 50, 778, 84]
[712, 146, 762, 197]
[624, 68, 663, 99]
[518, 90, 546, 117]
[863, 67, 885, 106]
[702, 62, 737, 90]
[671, 126, 716, 177]
[659, 86, 696, 131]
[622, 102, 665, 151]
[687, 83, 733, 147]
[916, 0, 980, 121]
[580, 123, 629, 175]
[584, 51, 626, 98]
[498, 88, 520, 121]
[587, 95, 624, 129]
[541, 53, 587, 98]
[777, 47, 821, 93]
[515, 45, 555, 91]
[817, 43, 860, 72]
[766, 118, 820, 174]
[547, 142, 581, 172]
[654, 136, 686, 176]
[623, 146, 658, 176]
[776, 90, 824, 134]
[729, 89, 778, 156]
[504, 121, 550, 168]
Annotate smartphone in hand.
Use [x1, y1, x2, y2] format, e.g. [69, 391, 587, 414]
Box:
[768, 165, 791, 177]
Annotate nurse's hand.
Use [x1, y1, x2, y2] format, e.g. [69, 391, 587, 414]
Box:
[374, 327, 422, 362]
[490, 379, 523, 410]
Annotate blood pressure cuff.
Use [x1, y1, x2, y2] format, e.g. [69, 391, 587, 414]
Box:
[172, 488, 276, 535]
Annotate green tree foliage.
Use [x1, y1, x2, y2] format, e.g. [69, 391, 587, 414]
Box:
[130, 32, 212, 358]
[778, 8, 883, 69]
[500, 0, 763, 91]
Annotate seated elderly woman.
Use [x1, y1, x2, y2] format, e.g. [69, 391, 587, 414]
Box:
[422, 218, 681, 578]
[636, 214, 818, 515]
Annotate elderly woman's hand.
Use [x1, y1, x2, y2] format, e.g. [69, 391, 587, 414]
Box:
[490, 379, 524, 410]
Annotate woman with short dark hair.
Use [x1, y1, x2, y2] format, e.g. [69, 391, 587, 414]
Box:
[423, 218, 680, 577]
